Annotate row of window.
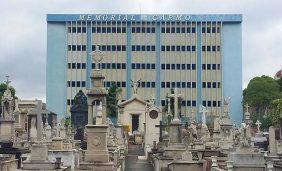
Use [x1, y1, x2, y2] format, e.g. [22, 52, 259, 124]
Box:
[104, 81, 126, 88]
[202, 100, 221, 107]
[202, 82, 221, 88]
[68, 45, 86, 51]
[202, 46, 220, 52]
[92, 27, 127, 33]
[161, 100, 197, 107]
[161, 64, 196, 70]
[67, 81, 86, 87]
[92, 63, 126, 69]
[68, 63, 86, 69]
[132, 27, 155, 33]
[68, 62, 220, 71]
[202, 27, 220, 33]
[161, 82, 197, 88]
[92, 45, 126, 51]
[161, 45, 196, 52]
[132, 45, 156, 51]
[68, 27, 87, 33]
[67, 26, 220, 34]
[132, 63, 155, 69]
[202, 64, 220, 70]
[161, 27, 196, 33]
[68, 44, 220, 52]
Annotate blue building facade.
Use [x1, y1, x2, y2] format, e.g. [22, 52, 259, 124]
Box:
[46, 14, 243, 125]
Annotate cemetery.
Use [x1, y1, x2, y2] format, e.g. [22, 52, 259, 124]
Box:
[0, 49, 281, 171]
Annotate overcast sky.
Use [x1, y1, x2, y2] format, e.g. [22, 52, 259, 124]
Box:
[0, 0, 281, 102]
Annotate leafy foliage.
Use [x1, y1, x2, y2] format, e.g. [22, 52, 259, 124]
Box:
[106, 83, 122, 117]
[269, 98, 282, 127]
[0, 83, 17, 102]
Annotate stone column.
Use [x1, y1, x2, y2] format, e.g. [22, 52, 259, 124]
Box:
[269, 126, 277, 155]
[87, 104, 93, 125]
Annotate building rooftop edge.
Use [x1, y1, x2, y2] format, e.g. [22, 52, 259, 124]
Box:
[46, 14, 242, 22]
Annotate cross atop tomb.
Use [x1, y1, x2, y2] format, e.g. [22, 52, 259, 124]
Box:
[90, 45, 104, 70]
[199, 105, 208, 125]
[168, 88, 182, 123]
[5, 76, 11, 89]
[155, 121, 168, 142]
[255, 120, 262, 134]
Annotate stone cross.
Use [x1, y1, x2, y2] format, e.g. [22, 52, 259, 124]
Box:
[155, 121, 168, 142]
[199, 105, 208, 125]
[131, 79, 141, 95]
[167, 98, 171, 114]
[90, 45, 104, 70]
[5, 75, 11, 89]
[255, 120, 262, 134]
[168, 88, 182, 123]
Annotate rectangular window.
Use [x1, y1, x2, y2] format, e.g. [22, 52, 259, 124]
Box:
[67, 81, 70, 87]
[192, 82, 196, 88]
[176, 64, 180, 70]
[97, 27, 101, 33]
[181, 46, 186, 51]
[181, 64, 186, 70]
[176, 27, 180, 33]
[72, 27, 76, 33]
[151, 82, 155, 88]
[122, 63, 126, 69]
[187, 46, 191, 51]
[186, 82, 191, 88]
[181, 101, 186, 106]
[207, 82, 211, 88]
[107, 45, 111, 51]
[213, 101, 217, 107]
[181, 27, 186, 33]
[136, 27, 141, 33]
[122, 45, 126, 51]
[82, 63, 86, 69]
[146, 27, 151, 33]
[207, 64, 211, 70]
[207, 27, 211, 33]
[202, 100, 206, 107]
[151, 27, 155, 33]
[212, 64, 216, 70]
[122, 82, 126, 87]
[187, 27, 191, 33]
[122, 27, 126, 33]
[202, 64, 206, 70]
[212, 46, 216, 51]
[166, 46, 170, 51]
[202, 46, 206, 51]
[191, 27, 196, 33]
[77, 63, 81, 69]
[212, 82, 217, 88]
[136, 45, 141, 51]
[117, 45, 121, 51]
[68, 45, 71, 51]
[77, 45, 81, 51]
[161, 82, 165, 88]
[207, 101, 211, 107]
[112, 63, 116, 69]
[136, 63, 141, 69]
[117, 63, 121, 69]
[182, 82, 186, 88]
[171, 27, 175, 33]
[76, 81, 81, 87]
[72, 45, 76, 51]
[187, 101, 191, 106]
[101, 27, 106, 33]
[171, 82, 176, 88]
[212, 27, 216, 33]
[92, 63, 96, 69]
[166, 82, 171, 88]
[107, 63, 111, 69]
[67, 99, 70, 105]
[151, 46, 155, 51]
[112, 45, 116, 51]
[161, 100, 166, 106]
[77, 27, 81, 33]
[192, 64, 196, 70]
[141, 82, 145, 87]
[202, 82, 206, 88]
[171, 46, 175, 51]
[218, 82, 221, 88]
[117, 82, 121, 87]
[186, 64, 191, 70]
[112, 27, 116, 33]
[132, 27, 135, 33]
[192, 46, 196, 51]
[176, 82, 181, 88]
[71, 81, 76, 87]
[141, 45, 145, 51]
[166, 27, 170, 33]
[146, 63, 150, 69]
[161, 46, 165, 51]
[146, 82, 150, 88]
[161, 27, 165, 33]
[141, 63, 146, 69]
[207, 46, 211, 51]
[117, 27, 121, 33]
[92, 27, 96, 33]
[217, 64, 220, 70]
[82, 45, 86, 51]
[202, 27, 206, 33]
[68, 63, 71, 69]
[166, 64, 170, 69]
[171, 64, 175, 70]
[217, 46, 220, 51]
[141, 27, 145, 33]
[176, 46, 181, 51]
[161, 64, 165, 69]
[82, 81, 86, 87]
[72, 63, 76, 69]
[68, 27, 71, 33]
[81, 26, 86, 33]
[132, 63, 136, 69]
[146, 45, 151, 51]
[107, 27, 111, 33]
[192, 100, 196, 106]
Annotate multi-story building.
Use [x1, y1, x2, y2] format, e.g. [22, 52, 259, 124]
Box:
[46, 14, 242, 124]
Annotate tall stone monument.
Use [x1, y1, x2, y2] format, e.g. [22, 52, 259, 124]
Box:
[80, 46, 113, 170]
[0, 76, 15, 144]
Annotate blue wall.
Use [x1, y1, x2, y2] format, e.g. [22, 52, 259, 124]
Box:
[222, 23, 243, 125]
[46, 22, 67, 118]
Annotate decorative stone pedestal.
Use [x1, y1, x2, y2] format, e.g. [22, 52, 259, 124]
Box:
[0, 119, 14, 143]
[81, 124, 114, 170]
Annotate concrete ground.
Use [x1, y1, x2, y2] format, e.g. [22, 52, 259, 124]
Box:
[125, 144, 154, 171]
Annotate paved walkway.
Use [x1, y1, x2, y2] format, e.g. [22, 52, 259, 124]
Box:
[125, 144, 154, 171]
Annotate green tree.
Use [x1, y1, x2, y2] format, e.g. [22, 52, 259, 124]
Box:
[269, 98, 282, 127]
[106, 83, 122, 118]
[277, 77, 282, 92]
[243, 75, 281, 113]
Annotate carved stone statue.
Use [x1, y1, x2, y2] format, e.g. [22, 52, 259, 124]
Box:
[131, 79, 141, 95]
